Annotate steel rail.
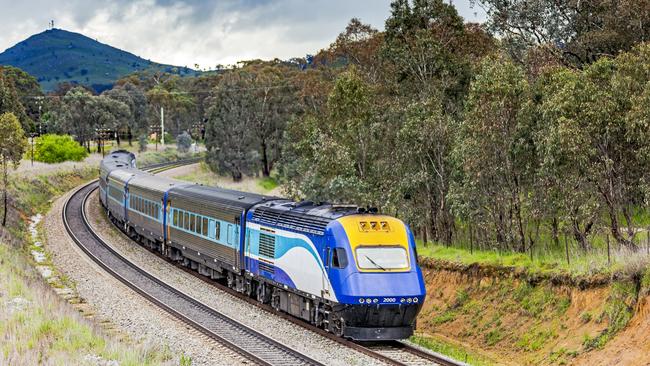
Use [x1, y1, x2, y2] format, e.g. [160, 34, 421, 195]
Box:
[62, 161, 323, 366]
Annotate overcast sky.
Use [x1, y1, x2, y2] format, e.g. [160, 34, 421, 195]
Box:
[0, 0, 486, 68]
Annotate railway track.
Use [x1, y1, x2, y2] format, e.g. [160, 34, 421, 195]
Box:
[72, 160, 466, 366]
[63, 162, 324, 366]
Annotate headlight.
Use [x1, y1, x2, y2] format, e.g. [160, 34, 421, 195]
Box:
[359, 298, 365, 304]
[366, 298, 372, 304]
[407, 298, 412, 303]
[372, 298, 378, 304]
[400, 298, 405, 303]
[413, 297, 419, 303]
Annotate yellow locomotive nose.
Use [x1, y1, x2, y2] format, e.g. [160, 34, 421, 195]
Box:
[337, 215, 412, 272]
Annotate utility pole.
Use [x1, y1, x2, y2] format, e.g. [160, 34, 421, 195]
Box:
[30, 133, 36, 166]
[160, 106, 165, 146]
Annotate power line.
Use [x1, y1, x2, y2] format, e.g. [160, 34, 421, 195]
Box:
[19, 83, 298, 99]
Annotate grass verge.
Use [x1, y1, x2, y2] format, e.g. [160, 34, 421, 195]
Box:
[410, 334, 496, 365]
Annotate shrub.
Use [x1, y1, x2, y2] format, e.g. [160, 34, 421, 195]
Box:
[138, 135, 148, 152]
[33, 134, 88, 163]
[176, 131, 192, 153]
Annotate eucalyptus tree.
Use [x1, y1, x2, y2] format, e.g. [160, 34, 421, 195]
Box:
[103, 82, 148, 145]
[0, 112, 27, 226]
[0, 69, 30, 132]
[204, 70, 260, 182]
[454, 55, 535, 252]
[479, 0, 650, 67]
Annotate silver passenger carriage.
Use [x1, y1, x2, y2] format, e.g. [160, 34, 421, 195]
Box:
[127, 173, 189, 244]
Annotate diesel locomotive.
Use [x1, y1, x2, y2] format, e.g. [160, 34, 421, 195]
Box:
[99, 150, 426, 340]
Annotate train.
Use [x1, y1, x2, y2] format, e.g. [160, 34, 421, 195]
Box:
[99, 150, 426, 341]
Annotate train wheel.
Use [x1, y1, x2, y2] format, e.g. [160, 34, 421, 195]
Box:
[271, 288, 281, 311]
[256, 282, 270, 304]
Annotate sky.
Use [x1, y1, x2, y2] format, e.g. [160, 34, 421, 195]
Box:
[0, 0, 486, 68]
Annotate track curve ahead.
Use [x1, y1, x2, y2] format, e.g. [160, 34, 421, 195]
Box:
[63, 179, 324, 366]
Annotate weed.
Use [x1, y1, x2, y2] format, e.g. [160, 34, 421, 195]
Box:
[580, 312, 593, 323]
[180, 353, 192, 366]
[410, 335, 495, 366]
[485, 328, 504, 346]
[431, 310, 456, 325]
[583, 281, 636, 350]
[516, 328, 556, 351]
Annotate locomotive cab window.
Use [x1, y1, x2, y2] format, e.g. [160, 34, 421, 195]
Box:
[331, 248, 348, 269]
[355, 246, 409, 271]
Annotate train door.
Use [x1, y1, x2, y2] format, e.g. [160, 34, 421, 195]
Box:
[322, 235, 334, 299]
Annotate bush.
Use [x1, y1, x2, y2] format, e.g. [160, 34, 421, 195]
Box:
[33, 134, 88, 163]
[138, 135, 148, 152]
[176, 131, 192, 153]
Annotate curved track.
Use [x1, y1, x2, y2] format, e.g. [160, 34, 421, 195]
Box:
[63, 175, 324, 365]
[69, 160, 466, 366]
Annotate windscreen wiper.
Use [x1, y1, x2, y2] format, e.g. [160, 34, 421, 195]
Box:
[365, 255, 386, 271]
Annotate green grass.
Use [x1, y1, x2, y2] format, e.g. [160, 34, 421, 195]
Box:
[410, 335, 496, 366]
[257, 176, 279, 191]
[516, 327, 557, 351]
[416, 239, 650, 278]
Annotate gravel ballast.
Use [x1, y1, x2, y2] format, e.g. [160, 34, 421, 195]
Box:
[44, 188, 245, 366]
[84, 188, 383, 366]
[45, 176, 385, 365]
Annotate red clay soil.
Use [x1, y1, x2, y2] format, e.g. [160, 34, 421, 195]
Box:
[573, 295, 650, 366]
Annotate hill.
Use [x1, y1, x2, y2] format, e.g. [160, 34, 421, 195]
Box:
[0, 28, 198, 93]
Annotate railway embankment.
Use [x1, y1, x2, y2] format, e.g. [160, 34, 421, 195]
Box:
[0, 148, 201, 365]
[416, 257, 650, 365]
[0, 161, 178, 365]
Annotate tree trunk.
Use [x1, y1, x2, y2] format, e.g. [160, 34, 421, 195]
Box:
[601, 187, 637, 250]
[622, 205, 636, 240]
[261, 139, 270, 177]
[2, 161, 7, 227]
[571, 219, 592, 251]
[231, 169, 243, 182]
[551, 217, 560, 248]
[128, 126, 133, 146]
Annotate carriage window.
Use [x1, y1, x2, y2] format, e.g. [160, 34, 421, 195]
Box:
[195, 216, 201, 234]
[215, 221, 221, 240]
[184, 212, 189, 230]
[202, 218, 208, 236]
[227, 224, 233, 244]
[179, 210, 184, 228]
[173, 210, 179, 226]
[208, 220, 216, 239]
[155, 204, 160, 219]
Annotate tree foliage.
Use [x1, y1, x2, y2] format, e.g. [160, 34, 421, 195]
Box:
[479, 0, 650, 68]
[0, 112, 27, 226]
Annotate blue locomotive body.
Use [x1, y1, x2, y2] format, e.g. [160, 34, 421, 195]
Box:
[99, 151, 426, 340]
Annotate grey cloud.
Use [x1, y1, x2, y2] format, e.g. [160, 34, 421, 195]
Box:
[0, 0, 486, 66]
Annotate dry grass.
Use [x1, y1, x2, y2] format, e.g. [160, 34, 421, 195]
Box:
[0, 238, 175, 366]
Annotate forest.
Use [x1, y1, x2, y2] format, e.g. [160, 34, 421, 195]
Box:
[3, 0, 650, 261]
